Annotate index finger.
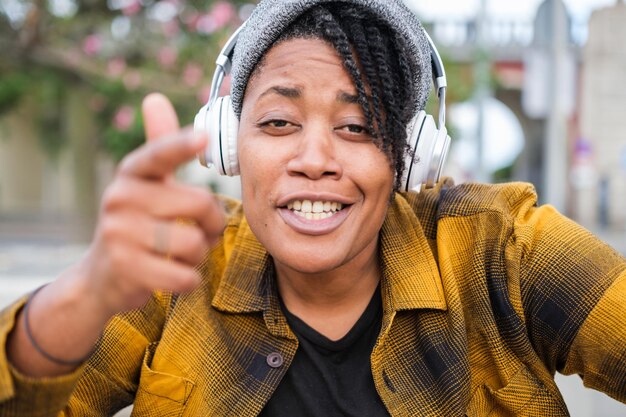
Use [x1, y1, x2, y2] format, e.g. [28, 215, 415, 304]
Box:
[118, 128, 207, 179]
[142, 93, 180, 143]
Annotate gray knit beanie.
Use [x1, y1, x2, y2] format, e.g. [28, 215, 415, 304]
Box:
[230, 0, 432, 119]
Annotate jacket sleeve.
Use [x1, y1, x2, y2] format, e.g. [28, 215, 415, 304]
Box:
[562, 270, 626, 403]
[515, 203, 626, 403]
[0, 290, 172, 417]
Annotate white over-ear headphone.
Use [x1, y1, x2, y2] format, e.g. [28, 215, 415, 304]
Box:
[194, 22, 451, 192]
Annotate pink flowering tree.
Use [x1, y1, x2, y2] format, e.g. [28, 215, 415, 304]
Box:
[0, 0, 254, 160]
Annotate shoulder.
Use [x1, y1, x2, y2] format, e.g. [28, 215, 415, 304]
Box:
[405, 179, 538, 218]
[398, 178, 539, 237]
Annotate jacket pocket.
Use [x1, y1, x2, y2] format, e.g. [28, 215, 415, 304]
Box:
[466, 365, 567, 417]
[132, 342, 195, 417]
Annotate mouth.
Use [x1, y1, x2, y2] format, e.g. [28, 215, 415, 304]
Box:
[284, 199, 347, 220]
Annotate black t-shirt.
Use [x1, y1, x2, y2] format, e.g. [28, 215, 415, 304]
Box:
[260, 287, 390, 416]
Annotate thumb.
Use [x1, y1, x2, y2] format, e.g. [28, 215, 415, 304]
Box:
[142, 93, 180, 143]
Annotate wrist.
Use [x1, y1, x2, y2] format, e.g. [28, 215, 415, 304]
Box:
[59, 257, 118, 325]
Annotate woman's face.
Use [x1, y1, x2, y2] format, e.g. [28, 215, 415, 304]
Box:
[238, 38, 394, 275]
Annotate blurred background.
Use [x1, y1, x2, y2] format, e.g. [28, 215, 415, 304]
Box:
[0, 0, 625, 415]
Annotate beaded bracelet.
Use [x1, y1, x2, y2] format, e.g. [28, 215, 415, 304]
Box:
[23, 285, 93, 367]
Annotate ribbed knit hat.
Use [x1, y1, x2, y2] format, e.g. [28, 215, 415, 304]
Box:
[230, 0, 432, 119]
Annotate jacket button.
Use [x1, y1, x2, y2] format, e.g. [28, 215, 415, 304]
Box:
[266, 352, 284, 368]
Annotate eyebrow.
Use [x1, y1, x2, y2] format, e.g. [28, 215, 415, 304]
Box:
[259, 86, 302, 99]
[337, 91, 359, 104]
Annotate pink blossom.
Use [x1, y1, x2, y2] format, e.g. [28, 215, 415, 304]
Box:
[197, 85, 212, 104]
[158, 46, 178, 70]
[122, 0, 142, 16]
[196, 2, 235, 34]
[183, 11, 200, 32]
[161, 19, 180, 38]
[82, 34, 102, 56]
[195, 14, 217, 34]
[210, 1, 235, 28]
[107, 57, 127, 78]
[113, 106, 135, 132]
[183, 63, 203, 87]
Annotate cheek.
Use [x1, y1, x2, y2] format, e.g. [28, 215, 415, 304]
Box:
[354, 146, 394, 188]
[238, 136, 279, 208]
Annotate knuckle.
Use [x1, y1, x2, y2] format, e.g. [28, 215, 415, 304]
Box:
[176, 226, 207, 263]
[101, 183, 125, 212]
[187, 228, 207, 250]
[194, 188, 216, 210]
[99, 216, 121, 242]
[117, 152, 138, 174]
[108, 243, 132, 268]
[176, 270, 200, 292]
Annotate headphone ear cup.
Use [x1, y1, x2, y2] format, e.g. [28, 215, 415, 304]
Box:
[194, 103, 212, 167]
[195, 95, 240, 176]
[216, 96, 240, 176]
[402, 111, 438, 192]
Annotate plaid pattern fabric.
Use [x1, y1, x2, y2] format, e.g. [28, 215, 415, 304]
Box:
[1, 180, 625, 416]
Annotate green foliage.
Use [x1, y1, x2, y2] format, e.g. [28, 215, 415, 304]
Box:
[1, 0, 254, 161]
[103, 106, 145, 161]
[35, 71, 67, 158]
[0, 71, 30, 116]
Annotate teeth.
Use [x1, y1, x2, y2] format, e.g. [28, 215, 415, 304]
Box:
[312, 201, 324, 213]
[286, 198, 346, 220]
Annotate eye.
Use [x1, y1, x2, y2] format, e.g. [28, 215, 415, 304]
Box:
[336, 123, 372, 139]
[256, 119, 299, 136]
[264, 120, 289, 128]
[344, 124, 367, 134]
[258, 119, 290, 127]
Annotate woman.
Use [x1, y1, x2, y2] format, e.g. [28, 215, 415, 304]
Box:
[1, 0, 625, 416]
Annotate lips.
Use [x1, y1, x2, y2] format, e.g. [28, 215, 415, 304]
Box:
[277, 196, 352, 235]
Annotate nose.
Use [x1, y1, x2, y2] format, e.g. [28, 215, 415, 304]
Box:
[286, 124, 343, 180]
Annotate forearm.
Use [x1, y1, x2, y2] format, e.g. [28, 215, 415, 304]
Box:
[6, 261, 114, 378]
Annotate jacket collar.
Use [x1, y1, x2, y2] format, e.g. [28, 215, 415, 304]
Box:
[379, 194, 446, 312]
[211, 194, 446, 314]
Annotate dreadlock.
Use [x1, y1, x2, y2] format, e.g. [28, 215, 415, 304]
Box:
[249, 3, 415, 191]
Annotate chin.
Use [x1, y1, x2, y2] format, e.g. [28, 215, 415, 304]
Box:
[271, 250, 345, 275]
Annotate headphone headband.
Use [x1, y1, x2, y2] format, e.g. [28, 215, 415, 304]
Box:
[207, 20, 447, 132]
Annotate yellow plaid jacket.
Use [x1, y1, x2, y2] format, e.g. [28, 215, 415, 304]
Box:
[1, 181, 625, 416]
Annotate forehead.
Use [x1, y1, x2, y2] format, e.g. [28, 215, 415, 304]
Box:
[245, 37, 355, 95]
